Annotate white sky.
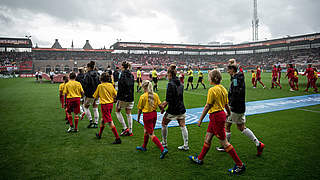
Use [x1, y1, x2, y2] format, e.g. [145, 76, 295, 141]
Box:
[0, 0, 319, 49]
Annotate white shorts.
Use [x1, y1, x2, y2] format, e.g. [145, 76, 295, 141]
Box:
[163, 113, 186, 121]
[115, 81, 119, 91]
[116, 100, 134, 110]
[227, 112, 246, 124]
[84, 97, 99, 106]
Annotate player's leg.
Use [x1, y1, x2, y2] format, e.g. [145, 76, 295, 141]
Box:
[126, 104, 134, 136]
[115, 101, 128, 135]
[83, 97, 93, 127]
[92, 102, 99, 128]
[177, 117, 189, 150]
[237, 122, 264, 156]
[189, 132, 213, 164]
[161, 113, 171, 148]
[305, 78, 311, 91]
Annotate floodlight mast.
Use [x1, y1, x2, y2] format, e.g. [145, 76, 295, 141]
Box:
[252, 0, 259, 41]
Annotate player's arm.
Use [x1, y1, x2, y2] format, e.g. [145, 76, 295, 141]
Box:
[160, 101, 168, 114]
[198, 103, 213, 127]
[137, 109, 142, 123]
[225, 104, 231, 117]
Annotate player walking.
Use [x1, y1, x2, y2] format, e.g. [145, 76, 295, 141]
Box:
[195, 68, 206, 89]
[115, 61, 135, 136]
[136, 80, 168, 159]
[59, 75, 69, 122]
[151, 67, 158, 92]
[216, 62, 264, 157]
[251, 70, 256, 88]
[277, 65, 282, 84]
[83, 61, 101, 128]
[271, 65, 282, 89]
[93, 73, 121, 144]
[63, 72, 84, 133]
[76, 67, 86, 120]
[161, 64, 189, 151]
[285, 64, 295, 91]
[254, 66, 265, 88]
[303, 64, 318, 93]
[136, 67, 142, 92]
[189, 69, 246, 175]
[185, 66, 194, 90]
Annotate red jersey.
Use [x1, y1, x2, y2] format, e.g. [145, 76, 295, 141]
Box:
[287, 68, 295, 79]
[304, 68, 314, 79]
[277, 67, 282, 77]
[256, 68, 261, 78]
[179, 74, 185, 84]
[272, 67, 277, 77]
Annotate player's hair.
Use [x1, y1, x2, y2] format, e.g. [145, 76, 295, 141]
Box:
[142, 80, 154, 109]
[87, 61, 95, 69]
[63, 75, 68, 83]
[227, 64, 237, 72]
[100, 72, 112, 83]
[78, 68, 84, 74]
[209, 69, 222, 84]
[69, 72, 76, 79]
[251, 70, 254, 73]
[167, 64, 177, 78]
[122, 61, 130, 70]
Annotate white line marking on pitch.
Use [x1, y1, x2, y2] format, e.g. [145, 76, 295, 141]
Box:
[297, 108, 320, 113]
[158, 87, 207, 96]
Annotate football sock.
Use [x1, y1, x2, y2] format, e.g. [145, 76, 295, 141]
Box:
[93, 108, 99, 124]
[84, 107, 92, 122]
[115, 112, 127, 129]
[161, 125, 168, 144]
[242, 128, 259, 146]
[126, 114, 133, 133]
[99, 124, 105, 137]
[225, 144, 243, 167]
[143, 133, 149, 148]
[180, 126, 189, 147]
[226, 132, 231, 142]
[110, 125, 119, 139]
[80, 105, 84, 114]
[74, 116, 79, 130]
[186, 84, 189, 90]
[198, 142, 211, 160]
[67, 113, 73, 126]
[65, 109, 68, 120]
[152, 135, 164, 152]
[202, 83, 206, 89]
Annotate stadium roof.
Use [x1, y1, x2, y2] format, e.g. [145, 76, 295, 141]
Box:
[51, 39, 62, 49]
[111, 33, 320, 52]
[83, 40, 93, 50]
[32, 48, 113, 52]
[0, 37, 32, 48]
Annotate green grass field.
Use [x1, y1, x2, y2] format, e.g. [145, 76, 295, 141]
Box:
[0, 73, 320, 179]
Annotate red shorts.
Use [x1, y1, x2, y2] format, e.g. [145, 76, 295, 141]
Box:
[60, 96, 64, 108]
[251, 78, 255, 84]
[272, 77, 277, 82]
[207, 111, 226, 141]
[66, 97, 81, 114]
[101, 103, 113, 124]
[143, 111, 157, 134]
[256, 77, 261, 81]
[293, 77, 298, 83]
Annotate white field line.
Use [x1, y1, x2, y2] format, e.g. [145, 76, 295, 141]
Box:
[297, 108, 320, 113]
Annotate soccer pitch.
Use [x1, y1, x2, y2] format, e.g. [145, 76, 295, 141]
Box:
[0, 73, 319, 179]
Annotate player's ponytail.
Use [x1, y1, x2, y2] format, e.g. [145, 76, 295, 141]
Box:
[142, 80, 154, 109]
[168, 64, 177, 78]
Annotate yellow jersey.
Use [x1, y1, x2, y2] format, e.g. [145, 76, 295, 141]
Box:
[137, 70, 141, 78]
[206, 84, 228, 114]
[252, 73, 256, 78]
[294, 71, 298, 78]
[63, 80, 84, 99]
[198, 71, 203, 78]
[152, 70, 157, 78]
[93, 82, 117, 104]
[137, 92, 161, 113]
[315, 71, 318, 79]
[59, 83, 65, 93]
[188, 70, 193, 77]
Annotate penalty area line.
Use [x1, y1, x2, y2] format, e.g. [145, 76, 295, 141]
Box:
[296, 108, 320, 114]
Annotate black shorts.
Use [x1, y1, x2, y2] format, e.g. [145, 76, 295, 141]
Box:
[188, 77, 193, 83]
[39, 75, 42, 79]
[153, 77, 158, 83]
[50, 75, 54, 80]
[198, 77, 203, 83]
[137, 77, 142, 84]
